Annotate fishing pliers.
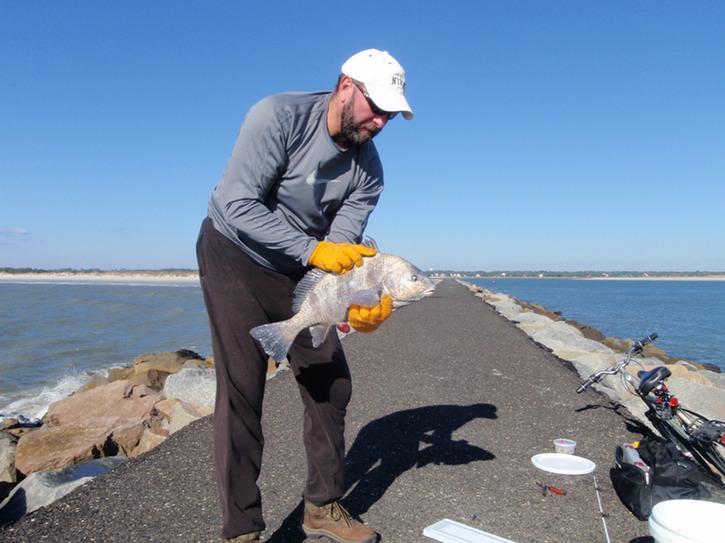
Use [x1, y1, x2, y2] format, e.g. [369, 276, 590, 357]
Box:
[536, 481, 566, 496]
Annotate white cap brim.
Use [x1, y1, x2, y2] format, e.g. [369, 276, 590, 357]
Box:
[365, 84, 414, 120]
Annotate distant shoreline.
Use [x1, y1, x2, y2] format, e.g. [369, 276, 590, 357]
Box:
[0, 271, 200, 286]
[582, 275, 725, 281]
[445, 275, 725, 281]
[3, 271, 725, 285]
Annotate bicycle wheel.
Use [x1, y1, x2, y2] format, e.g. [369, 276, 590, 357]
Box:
[647, 409, 725, 485]
[677, 408, 725, 478]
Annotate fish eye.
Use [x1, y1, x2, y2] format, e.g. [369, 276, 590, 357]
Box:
[411, 275, 419, 282]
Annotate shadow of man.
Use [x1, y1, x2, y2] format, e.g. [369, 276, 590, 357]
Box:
[344, 403, 497, 515]
[266, 403, 497, 542]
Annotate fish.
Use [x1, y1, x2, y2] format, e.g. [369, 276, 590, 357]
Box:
[250, 241, 436, 364]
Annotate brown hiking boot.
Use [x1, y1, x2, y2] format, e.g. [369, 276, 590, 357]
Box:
[224, 533, 261, 543]
[302, 500, 377, 543]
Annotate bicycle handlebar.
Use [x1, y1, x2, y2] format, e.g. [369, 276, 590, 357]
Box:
[576, 373, 607, 394]
[631, 332, 658, 354]
[576, 380, 592, 394]
[577, 333, 658, 393]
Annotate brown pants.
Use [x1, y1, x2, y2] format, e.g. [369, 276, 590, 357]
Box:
[196, 218, 352, 538]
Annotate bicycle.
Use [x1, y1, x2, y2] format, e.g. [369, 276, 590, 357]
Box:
[577, 333, 725, 485]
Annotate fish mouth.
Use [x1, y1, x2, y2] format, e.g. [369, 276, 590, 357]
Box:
[419, 290, 435, 300]
[398, 286, 436, 304]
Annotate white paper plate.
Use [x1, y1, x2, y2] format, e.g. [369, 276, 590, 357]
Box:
[531, 453, 596, 475]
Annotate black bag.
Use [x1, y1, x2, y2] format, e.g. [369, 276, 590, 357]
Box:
[610, 438, 710, 520]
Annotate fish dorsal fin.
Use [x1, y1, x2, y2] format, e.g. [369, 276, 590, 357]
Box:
[363, 237, 379, 251]
[293, 268, 327, 313]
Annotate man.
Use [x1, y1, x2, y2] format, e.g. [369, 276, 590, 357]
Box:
[196, 49, 413, 543]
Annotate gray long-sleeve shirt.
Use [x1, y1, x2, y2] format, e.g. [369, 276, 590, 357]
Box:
[208, 91, 384, 273]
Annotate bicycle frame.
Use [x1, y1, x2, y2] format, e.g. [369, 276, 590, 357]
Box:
[577, 333, 725, 484]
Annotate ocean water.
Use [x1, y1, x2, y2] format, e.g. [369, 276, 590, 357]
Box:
[2, 278, 723, 422]
[468, 278, 725, 372]
[0, 282, 211, 420]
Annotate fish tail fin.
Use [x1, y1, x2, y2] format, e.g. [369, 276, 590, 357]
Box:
[250, 321, 296, 365]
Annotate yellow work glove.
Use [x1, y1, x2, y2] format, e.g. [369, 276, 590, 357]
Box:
[348, 295, 393, 333]
[308, 241, 377, 274]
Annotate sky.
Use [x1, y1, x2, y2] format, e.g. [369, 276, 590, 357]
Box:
[1, 1, 724, 273]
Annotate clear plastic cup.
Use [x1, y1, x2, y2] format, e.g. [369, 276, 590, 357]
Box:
[554, 438, 577, 454]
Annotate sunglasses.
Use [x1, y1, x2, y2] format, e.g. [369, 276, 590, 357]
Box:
[352, 81, 398, 120]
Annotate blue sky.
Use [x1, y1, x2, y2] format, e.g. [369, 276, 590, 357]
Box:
[2, 1, 724, 272]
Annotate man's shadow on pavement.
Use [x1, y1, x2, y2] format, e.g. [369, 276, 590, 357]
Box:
[266, 403, 497, 542]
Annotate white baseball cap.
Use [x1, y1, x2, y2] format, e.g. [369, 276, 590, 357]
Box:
[341, 49, 413, 120]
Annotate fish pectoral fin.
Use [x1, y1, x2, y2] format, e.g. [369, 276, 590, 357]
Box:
[342, 289, 382, 307]
[310, 324, 331, 348]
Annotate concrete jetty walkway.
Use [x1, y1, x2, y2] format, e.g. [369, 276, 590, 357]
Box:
[2, 279, 722, 542]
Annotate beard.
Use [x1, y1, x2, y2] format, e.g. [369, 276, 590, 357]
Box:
[339, 99, 381, 147]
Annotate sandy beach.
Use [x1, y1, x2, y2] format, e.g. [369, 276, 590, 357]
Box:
[0, 272, 200, 286]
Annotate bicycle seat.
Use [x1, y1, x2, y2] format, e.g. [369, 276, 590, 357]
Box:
[637, 366, 672, 395]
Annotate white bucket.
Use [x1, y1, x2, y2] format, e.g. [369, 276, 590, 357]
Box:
[649, 500, 725, 543]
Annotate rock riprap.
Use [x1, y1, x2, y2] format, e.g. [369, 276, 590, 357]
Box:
[466, 282, 725, 427]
